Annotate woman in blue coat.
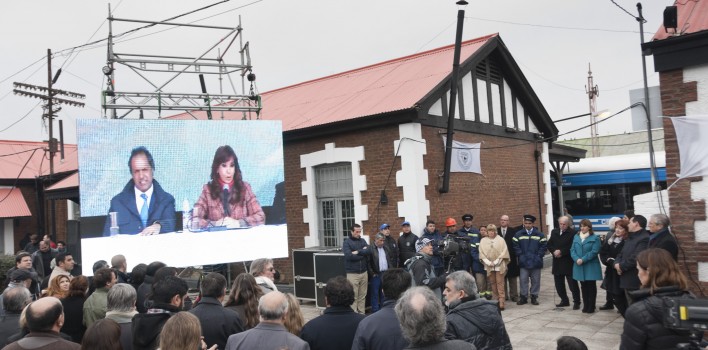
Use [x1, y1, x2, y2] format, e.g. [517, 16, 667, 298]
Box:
[571, 219, 602, 313]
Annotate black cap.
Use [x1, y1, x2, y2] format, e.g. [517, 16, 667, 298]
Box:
[10, 269, 33, 283]
[523, 214, 536, 223]
[461, 214, 473, 221]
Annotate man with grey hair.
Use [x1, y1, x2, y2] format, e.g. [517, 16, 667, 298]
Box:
[648, 214, 678, 260]
[547, 216, 580, 309]
[443, 271, 511, 349]
[250, 258, 278, 293]
[0, 287, 32, 346]
[394, 287, 473, 349]
[3, 297, 80, 350]
[368, 233, 396, 312]
[224, 291, 309, 350]
[111, 254, 130, 284]
[105, 284, 138, 350]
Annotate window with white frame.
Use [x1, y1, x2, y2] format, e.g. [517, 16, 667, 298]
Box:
[316, 163, 355, 247]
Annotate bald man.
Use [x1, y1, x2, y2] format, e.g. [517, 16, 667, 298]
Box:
[225, 291, 309, 350]
[3, 297, 80, 350]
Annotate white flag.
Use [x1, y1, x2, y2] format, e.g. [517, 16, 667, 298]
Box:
[442, 136, 482, 174]
[670, 115, 708, 179]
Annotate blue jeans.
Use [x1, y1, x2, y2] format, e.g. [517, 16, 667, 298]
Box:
[519, 268, 541, 297]
[370, 274, 384, 312]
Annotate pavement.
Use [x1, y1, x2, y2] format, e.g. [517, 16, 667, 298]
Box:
[296, 263, 624, 350]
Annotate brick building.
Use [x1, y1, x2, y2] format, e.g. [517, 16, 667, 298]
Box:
[0, 140, 77, 254]
[643, 1, 708, 294]
[172, 34, 573, 282]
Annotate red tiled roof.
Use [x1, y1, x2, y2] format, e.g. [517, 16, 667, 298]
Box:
[46, 172, 79, 191]
[168, 34, 497, 131]
[0, 140, 78, 180]
[0, 188, 31, 218]
[653, 0, 708, 41]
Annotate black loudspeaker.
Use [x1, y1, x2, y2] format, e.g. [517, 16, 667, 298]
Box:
[66, 220, 81, 265]
[663, 6, 678, 32]
[313, 252, 346, 308]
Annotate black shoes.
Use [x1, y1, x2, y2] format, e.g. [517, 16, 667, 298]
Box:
[556, 301, 570, 307]
[573, 303, 581, 310]
[530, 296, 539, 305]
[599, 303, 614, 311]
[517, 296, 528, 305]
[582, 308, 596, 313]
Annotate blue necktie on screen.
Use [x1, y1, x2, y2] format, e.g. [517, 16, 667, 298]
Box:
[140, 193, 149, 227]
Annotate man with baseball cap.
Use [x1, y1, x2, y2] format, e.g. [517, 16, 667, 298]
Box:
[398, 221, 418, 267]
[404, 237, 447, 296]
[378, 223, 399, 268]
[512, 214, 547, 305]
[456, 214, 478, 273]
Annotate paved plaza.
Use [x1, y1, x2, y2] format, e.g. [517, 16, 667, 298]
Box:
[297, 262, 624, 350]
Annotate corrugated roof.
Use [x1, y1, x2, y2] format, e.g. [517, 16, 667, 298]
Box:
[0, 188, 31, 218]
[46, 172, 78, 191]
[557, 129, 664, 157]
[168, 34, 497, 131]
[652, 0, 708, 41]
[0, 140, 78, 180]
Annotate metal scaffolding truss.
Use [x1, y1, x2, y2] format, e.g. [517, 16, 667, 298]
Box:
[102, 3, 261, 119]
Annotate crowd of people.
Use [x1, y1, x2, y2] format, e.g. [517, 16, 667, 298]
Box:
[0, 209, 699, 350]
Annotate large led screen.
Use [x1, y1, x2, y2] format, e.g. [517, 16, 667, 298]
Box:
[77, 119, 287, 274]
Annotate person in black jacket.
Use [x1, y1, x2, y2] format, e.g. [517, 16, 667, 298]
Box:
[343, 224, 370, 314]
[300, 276, 366, 350]
[132, 275, 187, 350]
[189, 273, 244, 350]
[406, 238, 447, 296]
[620, 248, 693, 350]
[614, 215, 650, 314]
[368, 233, 396, 312]
[546, 216, 580, 309]
[378, 223, 400, 268]
[443, 270, 512, 350]
[647, 214, 678, 261]
[136, 261, 166, 313]
[397, 221, 418, 267]
[599, 218, 627, 313]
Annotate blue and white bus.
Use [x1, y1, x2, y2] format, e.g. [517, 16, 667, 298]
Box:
[551, 152, 667, 232]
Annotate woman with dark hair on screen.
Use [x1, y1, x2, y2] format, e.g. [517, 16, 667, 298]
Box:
[620, 248, 693, 350]
[194, 145, 265, 229]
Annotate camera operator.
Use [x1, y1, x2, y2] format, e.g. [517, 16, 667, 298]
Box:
[405, 238, 447, 297]
[620, 248, 695, 350]
[442, 218, 466, 273]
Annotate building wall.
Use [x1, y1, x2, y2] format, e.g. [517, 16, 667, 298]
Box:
[275, 122, 548, 283]
[660, 65, 708, 294]
[11, 185, 69, 254]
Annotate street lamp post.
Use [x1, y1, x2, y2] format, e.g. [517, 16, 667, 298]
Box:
[636, 3, 658, 191]
[440, 0, 468, 193]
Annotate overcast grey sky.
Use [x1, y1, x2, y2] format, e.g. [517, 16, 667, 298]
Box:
[0, 0, 670, 144]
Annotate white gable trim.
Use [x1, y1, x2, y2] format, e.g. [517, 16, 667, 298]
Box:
[395, 123, 430, 235]
[300, 143, 368, 247]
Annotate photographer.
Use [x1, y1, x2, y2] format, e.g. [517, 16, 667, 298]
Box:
[620, 248, 694, 350]
[421, 220, 444, 276]
[405, 238, 446, 296]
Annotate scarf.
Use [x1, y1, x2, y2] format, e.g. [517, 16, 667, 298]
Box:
[579, 231, 590, 241]
[255, 276, 278, 292]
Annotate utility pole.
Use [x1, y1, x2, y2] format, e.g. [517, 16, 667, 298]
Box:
[637, 3, 658, 191]
[585, 64, 600, 157]
[14, 49, 86, 176]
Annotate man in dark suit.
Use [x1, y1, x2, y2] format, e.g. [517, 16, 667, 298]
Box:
[497, 215, 519, 302]
[189, 273, 244, 350]
[546, 216, 580, 309]
[614, 215, 650, 316]
[103, 146, 176, 236]
[647, 214, 678, 260]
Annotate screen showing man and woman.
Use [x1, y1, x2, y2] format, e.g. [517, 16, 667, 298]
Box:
[77, 119, 287, 272]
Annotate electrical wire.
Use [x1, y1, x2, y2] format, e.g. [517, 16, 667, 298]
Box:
[0, 147, 44, 158]
[0, 102, 41, 133]
[465, 16, 650, 34]
[0, 148, 39, 203]
[0, 56, 46, 85]
[610, 0, 642, 22]
[559, 137, 665, 147]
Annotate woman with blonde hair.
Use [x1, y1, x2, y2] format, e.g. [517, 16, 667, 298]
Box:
[283, 293, 305, 336]
[621, 248, 693, 350]
[479, 223, 510, 310]
[159, 312, 216, 350]
[42, 274, 70, 299]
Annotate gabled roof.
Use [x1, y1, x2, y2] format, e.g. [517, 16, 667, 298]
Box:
[0, 188, 31, 218]
[0, 140, 78, 180]
[643, 0, 708, 72]
[169, 35, 496, 129]
[652, 0, 708, 41]
[168, 33, 557, 139]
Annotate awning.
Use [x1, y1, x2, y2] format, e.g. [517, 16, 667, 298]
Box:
[0, 188, 32, 218]
[45, 172, 79, 201]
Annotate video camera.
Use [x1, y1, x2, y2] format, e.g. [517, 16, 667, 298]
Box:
[663, 297, 708, 349]
[439, 235, 471, 257]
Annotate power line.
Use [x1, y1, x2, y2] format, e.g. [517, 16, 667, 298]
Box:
[0, 102, 41, 133]
[559, 137, 665, 147]
[0, 147, 44, 158]
[610, 0, 642, 21]
[0, 148, 39, 204]
[465, 16, 650, 34]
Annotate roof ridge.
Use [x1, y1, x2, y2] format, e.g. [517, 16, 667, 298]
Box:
[262, 33, 498, 96]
